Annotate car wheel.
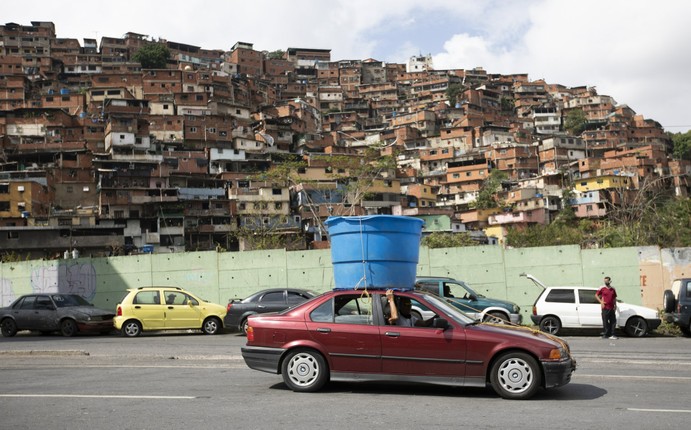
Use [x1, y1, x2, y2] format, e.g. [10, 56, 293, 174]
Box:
[662, 290, 676, 313]
[241, 318, 250, 336]
[202, 317, 221, 335]
[281, 349, 329, 392]
[121, 320, 142, 337]
[0, 318, 18, 337]
[539, 316, 561, 335]
[60, 319, 78, 337]
[625, 316, 648, 337]
[490, 352, 542, 400]
[483, 311, 509, 324]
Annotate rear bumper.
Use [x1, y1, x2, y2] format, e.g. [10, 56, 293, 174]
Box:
[241, 345, 284, 374]
[541, 357, 576, 389]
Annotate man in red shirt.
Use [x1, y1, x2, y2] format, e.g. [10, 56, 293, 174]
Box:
[596, 276, 618, 339]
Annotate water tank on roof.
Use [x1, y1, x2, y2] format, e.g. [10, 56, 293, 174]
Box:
[60, 88, 69, 95]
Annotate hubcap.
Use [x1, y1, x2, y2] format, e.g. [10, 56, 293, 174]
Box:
[497, 358, 533, 393]
[287, 353, 319, 387]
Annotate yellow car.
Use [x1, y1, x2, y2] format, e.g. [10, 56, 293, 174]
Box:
[114, 287, 226, 337]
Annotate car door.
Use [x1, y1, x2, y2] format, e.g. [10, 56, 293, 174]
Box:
[305, 293, 382, 373]
[130, 290, 165, 330]
[12, 296, 38, 330]
[31, 295, 59, 332]
[379, 295, 467, 378]
[576, 288, 602, 327]
[543, 288, 579, 328]
[163, 290, 201, 329]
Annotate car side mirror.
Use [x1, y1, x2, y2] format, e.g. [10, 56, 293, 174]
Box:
[469, 294, 478, 301]
[433, 318, 449, 330]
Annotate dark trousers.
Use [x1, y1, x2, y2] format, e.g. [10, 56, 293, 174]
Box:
[601, 308, 616, 337]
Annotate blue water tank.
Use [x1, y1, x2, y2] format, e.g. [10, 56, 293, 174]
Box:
[325, 215, 423, 290]
[60, 88, 69, 95]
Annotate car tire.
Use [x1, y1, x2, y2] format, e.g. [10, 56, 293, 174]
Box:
[121, 320, 142, 337]
[490, 351, 542, 400]
[624, 316, 648, 337]
[662, 290, 676, 313]
[0, 318, 18, 337]
[281, 349, 329, 392]
[202, 317, 221, 335]
[240, 317, 250, 336]
[681, 324, 691, 337]
[483, 311, 509, 323]
[60, 319, 78, 337]
[539, 316, 561, 335]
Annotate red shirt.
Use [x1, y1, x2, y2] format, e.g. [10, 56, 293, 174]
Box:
[597, 286, 617, 310]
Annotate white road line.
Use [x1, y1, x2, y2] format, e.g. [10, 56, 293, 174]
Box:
[576, 374, 691, 381]
[628, 408, 691, 414]
[0, 394, 195, 399]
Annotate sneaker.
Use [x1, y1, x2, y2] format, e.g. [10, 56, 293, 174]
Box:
[609, 336, 618, 340]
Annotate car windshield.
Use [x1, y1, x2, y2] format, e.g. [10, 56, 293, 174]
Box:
[52, 294, 91, 308]
[417, 293, 475, 325]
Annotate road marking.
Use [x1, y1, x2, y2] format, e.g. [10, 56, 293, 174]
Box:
[0, 394, 195, 399]
[628, 408, 691, 413]
[576, 374, 691, 381]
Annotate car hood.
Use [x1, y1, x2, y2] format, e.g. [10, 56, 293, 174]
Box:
[472, 322, 568, 349]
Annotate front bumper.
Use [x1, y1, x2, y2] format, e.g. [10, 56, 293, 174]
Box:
[241, 345, 285, 374]
[647, 318, 662, 331]
[541, 357, 576, 389]
[510, 313, 522, 325]
[77, 320, 115, 333]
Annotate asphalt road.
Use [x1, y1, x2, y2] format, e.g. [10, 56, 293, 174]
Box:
[1, 331, 690, 430]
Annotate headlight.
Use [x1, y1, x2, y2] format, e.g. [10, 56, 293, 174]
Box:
[513, 305, 520, 313]
[548, 347, 566, 360]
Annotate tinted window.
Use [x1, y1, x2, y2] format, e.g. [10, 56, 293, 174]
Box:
[545, 289, 575, 303]
[53, 295, 90, 307]
[578, 289, 599, 304]
[35, 295, 53, 309]
[19, 296, 36, 310]
[260, 291, 285, 303]
[287, 291, 308, 305]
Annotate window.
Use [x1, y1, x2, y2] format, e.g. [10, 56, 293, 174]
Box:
[259, 291, 285, 303]
[309, 294, 373, 325]
[7, 231, 19, 240]
[274, 202, 282, 210]
[545, 289, 575, 303]
[133, 291, 161, 305]
[578, 289, 599, 304]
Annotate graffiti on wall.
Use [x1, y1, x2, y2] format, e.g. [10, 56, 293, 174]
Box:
[30, 263, 98, 300]
[0, 278, 15, 307]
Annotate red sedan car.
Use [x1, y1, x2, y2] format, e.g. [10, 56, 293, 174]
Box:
[241, 289, 576, 400]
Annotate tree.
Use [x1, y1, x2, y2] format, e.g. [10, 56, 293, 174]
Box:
[267, 50, 285, 60]
[671, 131, 691, 160]
[473, 170, 508, 210]
[564, 109, 588, 136]
[421, 232, 477, 248]
[132, 43, 171, 69]
[445, 83, 465, 107]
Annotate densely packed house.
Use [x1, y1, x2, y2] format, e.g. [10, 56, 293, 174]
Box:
[0, 21, 688, 259]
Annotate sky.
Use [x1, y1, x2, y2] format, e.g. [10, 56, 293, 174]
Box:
[5, 0, 691, 133]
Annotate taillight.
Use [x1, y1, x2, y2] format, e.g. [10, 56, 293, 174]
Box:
[116, 306, 122, 316]
[246, 326, 254, 342]
[532, 305, 537, 315]
[226, 302, 233, 312]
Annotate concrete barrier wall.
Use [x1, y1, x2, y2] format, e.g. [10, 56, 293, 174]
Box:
[2, 245, 690, 323]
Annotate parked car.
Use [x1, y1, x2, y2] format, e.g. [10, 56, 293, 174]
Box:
[414, 276, 522, 324]
[524, 273, 661, 337]
[225, 288, 317, 335]
[241, 289, 575, 400]
[663, 278, 691, 336]
[0, 294, 115, 337]
[113, 286, 226, 337]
